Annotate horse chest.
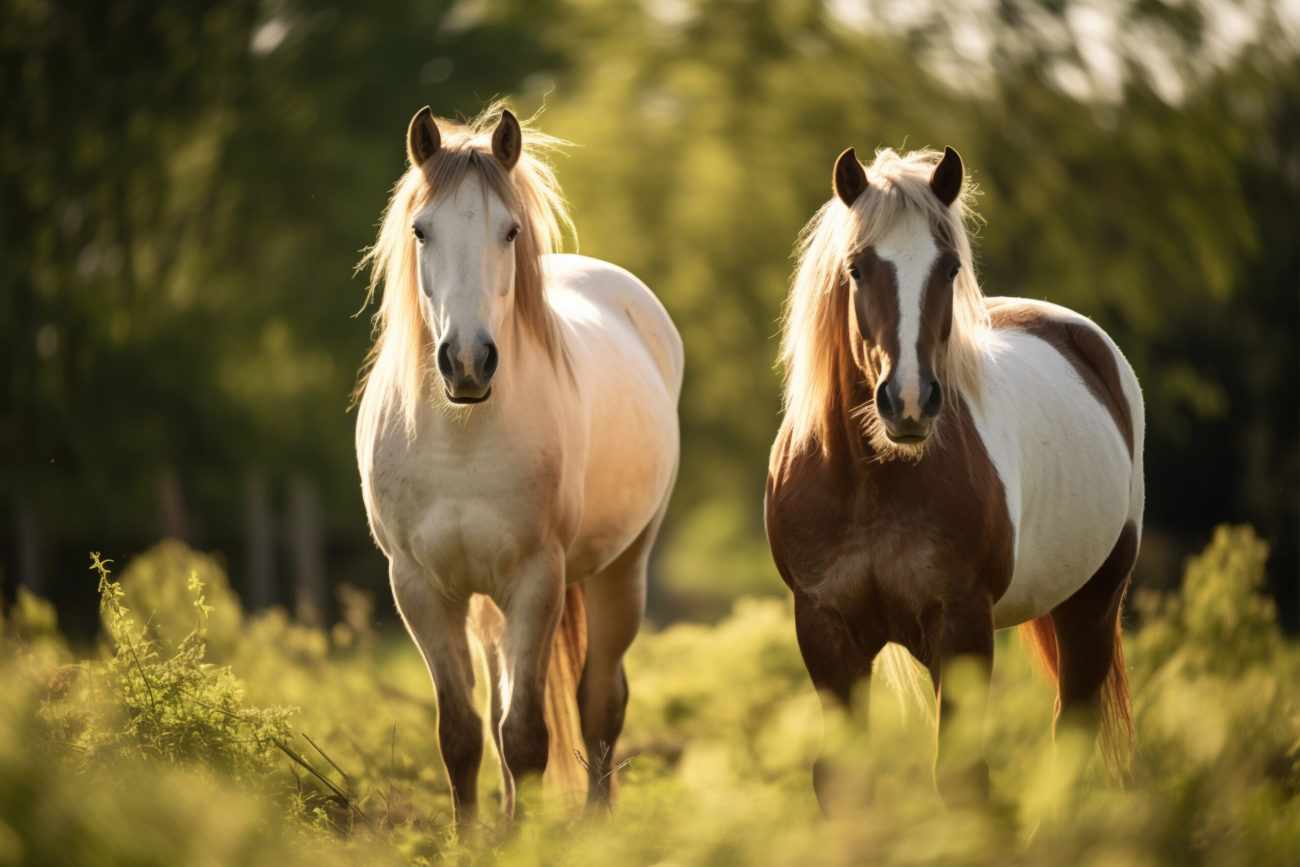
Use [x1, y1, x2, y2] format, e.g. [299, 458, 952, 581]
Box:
[769, 447, 1015, 642]
[365, 425, 572, 592]
[795, 506, 961, 620]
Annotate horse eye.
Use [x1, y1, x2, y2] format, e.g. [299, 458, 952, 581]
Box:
[848, 264, 861, 281]
[948, 263, 960, 280]
[505, 225, 520, 243]
[412, 225, 426, 243]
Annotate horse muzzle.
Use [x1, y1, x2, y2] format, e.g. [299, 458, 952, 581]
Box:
[445, 386, 492, 405]
[437, 335, 498, 404]
[876, 373, 942, 444]
[883, 416, 933, 444]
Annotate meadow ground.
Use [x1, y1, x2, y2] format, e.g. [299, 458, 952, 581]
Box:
[1, 525, 1297, 866]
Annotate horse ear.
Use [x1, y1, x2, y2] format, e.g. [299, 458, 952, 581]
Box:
[929, 146, 963, 207]
[833, 147, 868, 208]
[491, 109, 522, 170]
[407, 106, 441, 168]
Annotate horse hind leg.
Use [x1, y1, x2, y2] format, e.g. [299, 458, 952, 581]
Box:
[390, 557, 483, 829]
[1049, 521, 1138, 772]
[576, 512, 662, 808]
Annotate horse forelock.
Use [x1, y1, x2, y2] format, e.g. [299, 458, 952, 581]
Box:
[776, 147, 989, 466]
[356, 102, 573, 434]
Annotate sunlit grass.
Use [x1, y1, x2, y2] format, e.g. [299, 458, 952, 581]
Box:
[1, 526, 1297, 865]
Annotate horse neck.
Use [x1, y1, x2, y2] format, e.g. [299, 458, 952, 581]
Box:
[495, 312, 549, 394]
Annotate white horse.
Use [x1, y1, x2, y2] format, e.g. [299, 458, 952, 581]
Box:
[355, 103, 681, 826]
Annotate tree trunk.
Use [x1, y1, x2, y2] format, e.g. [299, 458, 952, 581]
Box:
[244, 470, 277, 610]
[15, 499, 42, 595]
[288, 474, 326, 626]
[156, 466, 189, 541]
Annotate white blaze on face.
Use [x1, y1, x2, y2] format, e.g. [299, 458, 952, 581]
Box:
[874, 210, 938, 420]
[412, 172, 516, 345]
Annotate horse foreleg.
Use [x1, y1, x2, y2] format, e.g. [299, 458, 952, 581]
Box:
[390, 558, 483, 829]
[792, 589, 881, 815]
[496, 546, 566, 815]
[927, 599, 994, 806]
[470, 596, 514, 816]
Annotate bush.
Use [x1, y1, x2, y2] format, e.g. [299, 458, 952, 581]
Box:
[1, 527, 1298, 865]
[33, 553, 294, 782]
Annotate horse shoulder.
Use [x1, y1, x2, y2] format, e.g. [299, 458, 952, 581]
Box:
[765, 427, 858, 592]
[355, 371, 405, 554]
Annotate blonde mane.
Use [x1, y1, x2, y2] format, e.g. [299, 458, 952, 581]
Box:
[777, 147, 989, 460]
[356, 101, 574, 434]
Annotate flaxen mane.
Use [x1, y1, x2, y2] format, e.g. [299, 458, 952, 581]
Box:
[777, 147, 990, 461]
[356, 101, 573, 434]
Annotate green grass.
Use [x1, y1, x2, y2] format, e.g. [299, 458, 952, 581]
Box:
[1, 526, 1297, 865]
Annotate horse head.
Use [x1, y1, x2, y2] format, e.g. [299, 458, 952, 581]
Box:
[834, 145, 966, 447]
[404, 107, 528, 404]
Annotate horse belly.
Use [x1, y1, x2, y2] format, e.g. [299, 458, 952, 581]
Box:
[555, 285, 681, 581]
[567, 373, 677, 580]
[980, 333, 1134, 628]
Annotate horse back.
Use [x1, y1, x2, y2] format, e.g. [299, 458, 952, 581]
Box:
[985, 297, 1140, 459]
[544, 253, 683, 397]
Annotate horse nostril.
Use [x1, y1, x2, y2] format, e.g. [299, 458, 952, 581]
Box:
[875, 380, 896, 419]
[437, 342, 454, 379]
[923, 379, 943, 417]
[482, 342, 498, 379]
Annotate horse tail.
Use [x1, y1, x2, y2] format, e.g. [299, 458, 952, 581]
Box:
[1019, 611, 1135, 773]
[1019, 614, 1059, 682]
[875, 643, 934, 721]
[1099, 607, 1135, 774]
[544, 583, 588, 803]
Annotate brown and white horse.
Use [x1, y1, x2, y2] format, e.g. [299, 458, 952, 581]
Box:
[765, 145, 1143, 808]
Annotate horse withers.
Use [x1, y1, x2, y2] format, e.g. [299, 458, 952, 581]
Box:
[355, 104, 682, 827]
[765, 144, 1143, 809]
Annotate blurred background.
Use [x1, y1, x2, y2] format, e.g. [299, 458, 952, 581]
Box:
[3, 0, 1297, 637]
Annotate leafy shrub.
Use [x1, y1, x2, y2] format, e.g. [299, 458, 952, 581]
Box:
[1134, 524, 1282, 674]
[1, 527, 1298, 865]
[112, 540, 246, 660]
[39, 553, 293, 782]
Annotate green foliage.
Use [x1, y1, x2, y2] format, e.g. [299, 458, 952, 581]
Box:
[112, 540, 245, 659]
[1135, 525, 1281, 674]
[6, 587, 61, 645]
[39, 553, 294, 782]
[4, 0, 1295, 618]
[6, 1, 1298, 860]
[2, 532, 1299, 864]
